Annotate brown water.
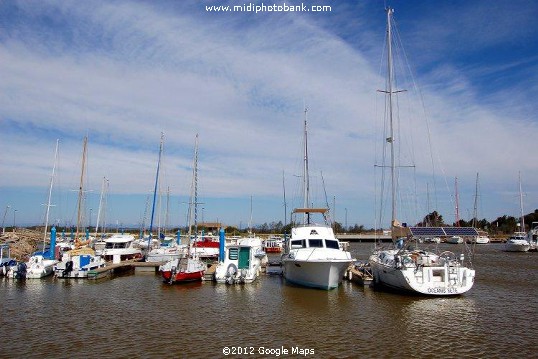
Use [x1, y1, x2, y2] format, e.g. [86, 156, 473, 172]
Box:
[1, 243, 536, 358]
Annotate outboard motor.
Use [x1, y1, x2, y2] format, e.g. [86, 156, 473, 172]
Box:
[62, 260, 74, 277]
[15, 262, 27, 279]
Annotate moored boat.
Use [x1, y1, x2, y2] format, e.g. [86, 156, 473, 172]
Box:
[281, 211, 353, 290]
[263, 236, 283, 253]
[214, 236, 267, 284]
[101, 234, 143, 263]
[504, 232, 530, 252]
[0, 244, 17, 276]
[54, 247, 106, 278]
[367, 8, 476, 296]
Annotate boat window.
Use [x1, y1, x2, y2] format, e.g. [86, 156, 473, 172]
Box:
[228, 247, 239, 260]
[325, 240, 339, 249]
[291, 240, 305, 248]
[308, 239, 324, 248]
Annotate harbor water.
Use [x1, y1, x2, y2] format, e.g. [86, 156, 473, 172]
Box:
[1, 242, 536, 358]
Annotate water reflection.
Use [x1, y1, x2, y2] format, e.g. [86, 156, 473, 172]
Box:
[1, 243, 536, 358]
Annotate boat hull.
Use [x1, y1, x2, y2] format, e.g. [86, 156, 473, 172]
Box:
[25, 256, 58, 279]
[282, 258, 351, 290]
[54, 254, 106, 279]
[504, 243, 530, 252]
[159, 257, 206, 284]
[369, 250, 475, 296]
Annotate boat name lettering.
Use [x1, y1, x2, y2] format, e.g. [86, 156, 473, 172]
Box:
[427, 287, 458, 294]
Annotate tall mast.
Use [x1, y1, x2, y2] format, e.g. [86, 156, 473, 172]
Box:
[519, 171, 525, 232]
[95, 176, 108, 237]
[282, 170, 287, 227]
[454, 176, 460, 226]
[302, 107, 310, 224]
[386, 7, 396, 226]
[472, 173, 479, 228]
[148, 132, 164, 249]
[43, 139, 59, 247]
[75, 136, 88, 243]
[188, 134, 200, 238]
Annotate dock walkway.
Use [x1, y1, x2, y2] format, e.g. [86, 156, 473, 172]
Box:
[87, 260, 164, 280]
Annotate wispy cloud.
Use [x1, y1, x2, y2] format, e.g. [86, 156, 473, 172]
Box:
[1, 0, 537, 227]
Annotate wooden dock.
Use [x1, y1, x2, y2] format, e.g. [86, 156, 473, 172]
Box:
[87, 260, 164, 280]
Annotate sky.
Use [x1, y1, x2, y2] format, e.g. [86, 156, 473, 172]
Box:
[1, 0, 537, 231]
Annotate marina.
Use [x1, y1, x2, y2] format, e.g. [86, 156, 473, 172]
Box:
[1, 2, 538, 358]
[0, 242, 536, 358]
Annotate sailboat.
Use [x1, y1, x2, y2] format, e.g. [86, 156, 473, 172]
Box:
[54, 137, 107, 278]
[368, 8, 476, 295]
[159, 134, 206, 284]
[504, 172, 530, 252]
[280, 108, 353, 290]
[25, 139, 60, 279]
[146, 134, 188, 263]
[470, 173, 490, 244]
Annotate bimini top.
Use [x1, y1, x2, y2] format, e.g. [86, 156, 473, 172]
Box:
[409, 227, 478, 237]
[293, 208, 328, 214]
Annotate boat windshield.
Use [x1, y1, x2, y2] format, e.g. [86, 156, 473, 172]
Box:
[325, 240, 339, 249]
[105, 242, 128, 249]
[308, 239, 323, 248]
[291, 239, 306, 248]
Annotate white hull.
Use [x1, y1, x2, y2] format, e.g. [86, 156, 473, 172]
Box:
[369, 249, 475, 295]
[214, 237, 267, 284]
[446, 236, 464, 244]
[504, 243, 530, 252]
[504, 234, 530, 252]
[26, 256, 58, 279]
[281, 224, 353, 290]
[146, 245, 187, 263]
[282, 257, 350, 290]
[473, 236, 490, 244]
[54, 253, 106, 278]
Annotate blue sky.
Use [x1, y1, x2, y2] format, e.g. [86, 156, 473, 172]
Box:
[1, 0, 537, 230]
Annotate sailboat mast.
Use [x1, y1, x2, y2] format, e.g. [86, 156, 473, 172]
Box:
[455, 176, 460, 226]
[94, 176, 105, 237]
[303, 107, 310, 224]
[148, 133, 164, 249]
[385, 7, 397, 226]
[75, 136, 88, 242]
[188, 134, 200, 238]
[43, 139, 59, 246]
[519, 171, 525, 232]
[472, 173, 479, 228]
[282, 170, 287, 227]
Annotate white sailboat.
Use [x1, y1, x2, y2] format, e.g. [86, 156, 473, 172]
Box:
[26, 139, 60, 279]
[280, 108, 352, 290]
[504, 172, 530, 252]
[368, 8, 475, 296]
[145, 135, 188, 262]
[54, 137, 107, 277]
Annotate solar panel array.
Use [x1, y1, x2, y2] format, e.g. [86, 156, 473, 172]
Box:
[409, 227, 478, 236]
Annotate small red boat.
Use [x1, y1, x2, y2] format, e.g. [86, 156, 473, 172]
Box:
[159, 256, 205, 284]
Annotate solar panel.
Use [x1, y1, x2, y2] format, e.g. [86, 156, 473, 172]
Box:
[409, 227, 445, 236]
[409, 227, 478, 237]
[443, 227, 478, 236]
